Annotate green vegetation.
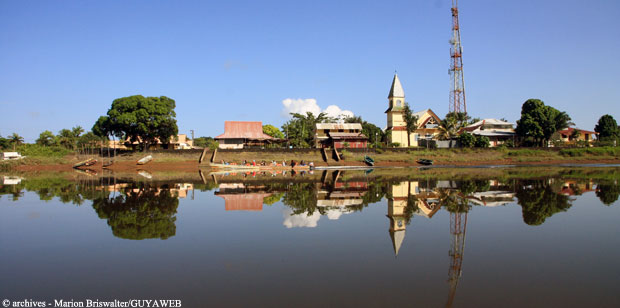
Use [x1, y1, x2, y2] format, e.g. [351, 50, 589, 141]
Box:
[439, 112, 470, 140]
[282, 112, 330, 148]
[516, 99, 572, 146]
[93, 95, 178, 151]
[92, 187, 179, 240]
[595, 114, 619, 142]
[193, 136, 219, 149]
[458, 132, 475, 148]
[262, 124, 285, 139]
[344, 115, 385, 148]
[516, 180, 572, 225]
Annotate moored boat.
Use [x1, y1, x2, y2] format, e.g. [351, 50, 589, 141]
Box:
[364, 155, 375, 166]
[417, 158, 434, 165]
[73, 158, 97, 169]
[137, 155, 153, 165]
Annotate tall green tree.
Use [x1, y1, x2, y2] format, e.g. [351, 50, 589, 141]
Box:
[9, 133, 24, 151]
[281, 112, 330, 148]
[262, 124, 285, 139]
[344, 115, 385, 147]
[515, 99, 572, 147]
[0, 135, 9, 150]
[57, 129, 76, 149]
[36, 130, 56, 146]
[92, 95, 178, 151]
[594, 114, 619, 142]
[403, 103, 418, 147]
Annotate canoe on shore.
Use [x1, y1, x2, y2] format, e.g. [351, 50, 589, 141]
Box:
[137, 155, 153, 165]
[417, 159, 434, 165]
[73, 158, 97, 169]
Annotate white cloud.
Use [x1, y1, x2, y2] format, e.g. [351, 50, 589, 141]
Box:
[325, 208, 353, 220]
[282, 208, 321, 228]
[281, 98, 354, 121]
[281, 98, 321, 118]
[323, 105, 354, 121]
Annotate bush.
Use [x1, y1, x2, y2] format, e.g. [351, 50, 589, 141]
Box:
[475, 136, 490, 148]
[458, 132, 475, 148]
[375, 148, 385, 154]
[389, 142, 401, 147]
[16, 144, 72, 158]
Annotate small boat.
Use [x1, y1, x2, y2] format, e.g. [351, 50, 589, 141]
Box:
[137, 155, 153, 165]
[364, 155, 375, 166]
[417, 158, 434, 165]
[73, 158, 97, 169]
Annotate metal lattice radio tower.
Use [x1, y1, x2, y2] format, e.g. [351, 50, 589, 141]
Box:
[449, 0, 466, 114]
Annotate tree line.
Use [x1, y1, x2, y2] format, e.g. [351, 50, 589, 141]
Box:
[2, 95, 618, 152]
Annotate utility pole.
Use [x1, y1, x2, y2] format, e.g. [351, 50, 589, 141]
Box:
[449, 0, 467, 114]
[190, 130, 194, 141]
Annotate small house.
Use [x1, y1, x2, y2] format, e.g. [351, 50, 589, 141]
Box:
[557, 127, 598, 143]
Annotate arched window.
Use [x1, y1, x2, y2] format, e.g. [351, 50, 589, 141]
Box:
[396, 100, 402, 107]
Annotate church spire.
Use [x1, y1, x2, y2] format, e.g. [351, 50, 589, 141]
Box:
[388, 73, 405, 98]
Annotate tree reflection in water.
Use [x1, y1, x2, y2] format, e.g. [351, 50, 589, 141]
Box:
[92, 185, 179, 240]
[515, 180, 572, 226]
[596, 180, 620, 206]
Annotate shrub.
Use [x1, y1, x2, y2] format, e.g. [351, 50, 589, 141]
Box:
[458, 132, 475, 148]
[16, 144, 72, 158]
[475, 136, 490, 148]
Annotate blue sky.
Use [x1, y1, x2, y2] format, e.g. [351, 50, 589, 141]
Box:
[1, 0, 619, 141]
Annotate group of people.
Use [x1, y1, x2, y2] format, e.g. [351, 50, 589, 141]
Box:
[219, 159, 314, 169]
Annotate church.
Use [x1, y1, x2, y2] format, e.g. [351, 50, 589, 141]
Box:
[385, 74, 442, 147]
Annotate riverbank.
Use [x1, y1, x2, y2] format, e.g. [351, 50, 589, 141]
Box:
[2, 147, 619, 172]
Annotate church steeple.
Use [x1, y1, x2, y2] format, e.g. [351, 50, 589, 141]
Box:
[385, 74, 409, 146]
[388, 73, 405, 98]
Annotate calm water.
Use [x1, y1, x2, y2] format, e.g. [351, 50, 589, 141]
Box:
[1, 168, 619, 307]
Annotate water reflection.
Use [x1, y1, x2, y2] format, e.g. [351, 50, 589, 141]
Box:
[1, 170, 619, 306]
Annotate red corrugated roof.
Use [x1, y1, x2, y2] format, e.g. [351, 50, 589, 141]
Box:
[217, 193, 270, 211]
[215, 121, 274, 140]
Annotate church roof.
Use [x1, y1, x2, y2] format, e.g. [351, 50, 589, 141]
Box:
[388, 74, 405, 98]
[390, 229, 406, 256]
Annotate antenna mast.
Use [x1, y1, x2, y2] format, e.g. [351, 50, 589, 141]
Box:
[449, 0, 467, 114]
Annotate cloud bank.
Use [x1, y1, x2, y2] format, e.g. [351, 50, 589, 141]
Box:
[281, 98, 354, 121]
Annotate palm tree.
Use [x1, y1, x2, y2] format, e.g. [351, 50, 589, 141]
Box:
[57, 129, 76, 150]
[403, 103, 418, 147]
[438, 117, 460, 140]
[9, 133, 24, 151]
[439, 112, 471, 141]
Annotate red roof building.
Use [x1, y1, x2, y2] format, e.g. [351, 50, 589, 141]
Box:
[215, 121, 275, 149]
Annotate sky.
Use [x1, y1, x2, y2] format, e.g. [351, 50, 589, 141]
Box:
[1, 0, 619, 142]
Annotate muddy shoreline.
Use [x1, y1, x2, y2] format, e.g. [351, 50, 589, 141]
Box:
[10, 157, 620, 173]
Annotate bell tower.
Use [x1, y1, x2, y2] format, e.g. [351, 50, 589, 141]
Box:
[385, 74, 408, 146]
[387, 181, 409, 256]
